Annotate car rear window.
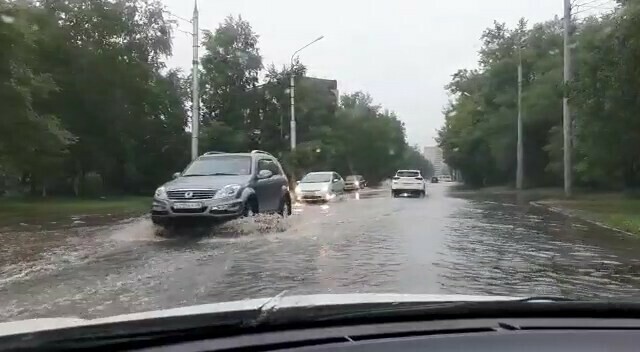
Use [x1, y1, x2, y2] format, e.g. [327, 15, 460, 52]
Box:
[396, 171, 420, 177]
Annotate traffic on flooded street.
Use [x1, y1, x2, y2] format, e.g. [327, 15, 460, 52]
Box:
[5, 0, 640, 349]
[2, 183, 640, 322]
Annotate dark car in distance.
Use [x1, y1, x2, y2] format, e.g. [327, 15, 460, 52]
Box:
[344, 175, 366, 191]
[431, 176, 439, 183]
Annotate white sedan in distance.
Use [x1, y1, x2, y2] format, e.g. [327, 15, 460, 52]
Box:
[295, 171, 345, 202]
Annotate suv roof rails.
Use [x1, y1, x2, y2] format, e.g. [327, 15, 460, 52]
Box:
[251, 150, 274, 157]
[203, 151, 225, 155]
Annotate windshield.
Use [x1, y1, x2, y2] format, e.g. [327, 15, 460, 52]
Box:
[182, 156, 251, 176]
[396, 171, 420, 178]
[301, 173, 332, 183]
[2, 0, 636, 331]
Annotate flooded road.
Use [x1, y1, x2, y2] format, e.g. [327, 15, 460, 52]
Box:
[2, 183, 640, 321]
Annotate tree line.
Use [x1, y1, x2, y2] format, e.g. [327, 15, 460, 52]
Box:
[0, 0, 432, 197]
[438, 0, 640, 190]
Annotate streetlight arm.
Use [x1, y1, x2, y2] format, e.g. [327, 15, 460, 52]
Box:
[290, 35, 324, 67]
[289, 34, 323, 152]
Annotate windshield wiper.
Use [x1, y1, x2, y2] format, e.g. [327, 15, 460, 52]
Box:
[181, 174, 207, 177]
[276, 297, 577, 323]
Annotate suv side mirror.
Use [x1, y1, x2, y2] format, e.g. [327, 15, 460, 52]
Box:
[257, 169, 273, 179]
[332, 178, 339, 183]
[296, 180, 300, 185]
[172, 172, 181, 179]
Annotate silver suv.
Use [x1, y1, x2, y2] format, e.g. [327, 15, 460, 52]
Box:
[151, 150, 292, 227]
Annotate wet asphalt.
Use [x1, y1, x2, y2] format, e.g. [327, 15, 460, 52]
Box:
[2, 183, 640, 322]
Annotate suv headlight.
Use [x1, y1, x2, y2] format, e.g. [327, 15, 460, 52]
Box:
[214, 184, 241, 199]
[295, 185, 302, 194]
[321, 184, 330, 192]
[154, 186, 167, 200]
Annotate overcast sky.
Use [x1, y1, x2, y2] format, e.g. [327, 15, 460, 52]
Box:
[161, 0, 614, 148]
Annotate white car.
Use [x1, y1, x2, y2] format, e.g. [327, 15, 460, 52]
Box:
[391, 169, 426, 197]
[295, 171, 345, 202]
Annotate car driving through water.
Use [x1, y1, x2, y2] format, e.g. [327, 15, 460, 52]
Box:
[151, 150, 292, 227]
[295, 171, 345, 202]
[344, 175, 367, 191]
[391, 169, 427, 198]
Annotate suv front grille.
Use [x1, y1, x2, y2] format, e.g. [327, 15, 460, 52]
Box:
[167, 189, 216, 200]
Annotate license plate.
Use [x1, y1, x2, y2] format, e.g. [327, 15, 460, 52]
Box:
[173, 202, 202, 209]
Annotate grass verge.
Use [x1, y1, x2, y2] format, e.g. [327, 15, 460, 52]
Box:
[540, 194, 640, 235]
[0, 196, 151, 225]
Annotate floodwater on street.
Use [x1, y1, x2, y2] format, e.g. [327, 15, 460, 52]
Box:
[2, 183, 640, 322]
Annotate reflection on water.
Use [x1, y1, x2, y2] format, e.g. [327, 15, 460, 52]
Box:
[438, 196, 640, 299]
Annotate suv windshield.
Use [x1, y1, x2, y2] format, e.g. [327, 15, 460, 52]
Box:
[182, 156, 252, 176]
[301, 173, 332, 183]
[396, 171, 420, 178]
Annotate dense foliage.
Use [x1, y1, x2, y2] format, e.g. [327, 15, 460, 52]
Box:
[0, 0, 430, 196]
[438, 1, 640, 189]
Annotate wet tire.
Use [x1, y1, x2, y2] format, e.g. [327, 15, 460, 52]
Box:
[278, 195, 292, 217]
[420, 190, 426, 198]
[242, 197, 259, 217]
[392, 190, 398, 198]
[151, 216, 171, 227]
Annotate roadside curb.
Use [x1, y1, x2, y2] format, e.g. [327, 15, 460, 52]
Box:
[530, 201, 637, 236]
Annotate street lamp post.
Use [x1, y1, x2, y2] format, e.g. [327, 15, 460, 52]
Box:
[289, 35, 324, 150]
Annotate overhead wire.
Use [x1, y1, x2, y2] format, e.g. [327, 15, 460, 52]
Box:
[571, 0, 617, 16]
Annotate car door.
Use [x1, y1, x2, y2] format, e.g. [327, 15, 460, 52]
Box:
[332, 173, 345, 194]
[254, 159, 276, 212]
[266, 158, 287, 209]
[255, 158, 281, 212]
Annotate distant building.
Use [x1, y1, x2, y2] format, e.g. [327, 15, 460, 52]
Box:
[299, 77, 339, 107]
[423, 146, 448, 176]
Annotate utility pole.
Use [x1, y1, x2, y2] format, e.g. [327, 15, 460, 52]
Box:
[563, 0, 572, 196]
[516, 43, 524, 190]
[290, 73, 296, 150]
[289, 35, 324, 150]
[191, 1, 200, 160]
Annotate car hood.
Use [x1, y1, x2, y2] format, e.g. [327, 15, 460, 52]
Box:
[163, 175, 252, 190]
[0, 293, 521, 337]
[297, 182, 331, 191]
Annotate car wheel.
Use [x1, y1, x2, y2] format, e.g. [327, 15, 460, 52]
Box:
[392, 190, 397, 198]
[421, 190, 426, 198]
[242, 197, 258, 217]
[151, 216, 169, 226]
[278, 195, 292, 217]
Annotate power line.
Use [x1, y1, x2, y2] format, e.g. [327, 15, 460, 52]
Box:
[163, 9, 191, 24]
[572, 0, 607, 7]
[573, 5, 616, 16]
[571, 0, 616, 15]
[174, 28, 193, 36]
